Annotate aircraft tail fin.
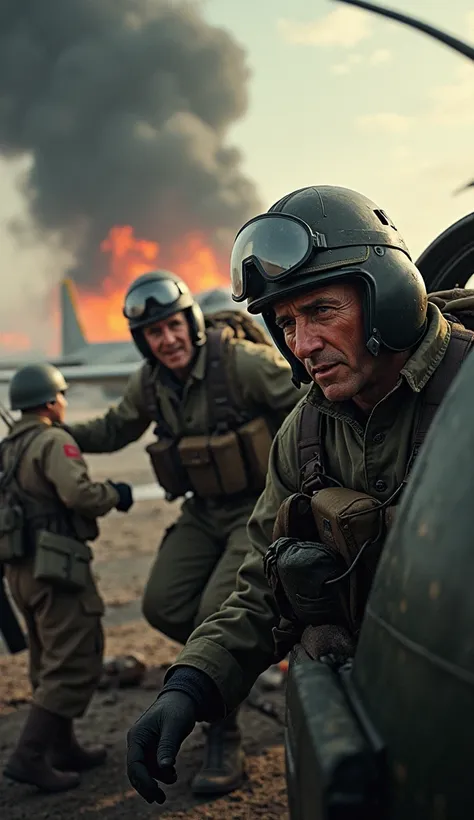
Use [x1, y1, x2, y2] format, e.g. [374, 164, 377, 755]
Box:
[60, 279, 87, 356]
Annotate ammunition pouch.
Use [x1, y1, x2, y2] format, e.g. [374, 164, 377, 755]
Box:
[273, 493, 316, 542]
[178, 432, 246, 496]
[0, 504, 26, 563]
[147, 415, 272, 500]
[237, 416, 273, 493]
[270, 488, 387, 637]
[33, 530, 93, 591]
[142, 327, 274, 500]
[145, 438, 191, 499]
[312, 488, 385, 628]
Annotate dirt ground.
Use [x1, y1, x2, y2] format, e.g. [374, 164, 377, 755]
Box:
[0, 395, 289, 820]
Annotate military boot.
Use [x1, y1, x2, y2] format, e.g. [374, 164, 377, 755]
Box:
[191, 710, 245, 795]
[49, 717, 107, 771]
[3, 704, 80, 792]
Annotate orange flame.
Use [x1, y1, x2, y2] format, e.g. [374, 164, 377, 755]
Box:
[74, 225, 229, 342]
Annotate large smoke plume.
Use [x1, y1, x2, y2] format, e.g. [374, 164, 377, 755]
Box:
[0, 0, 261, 287]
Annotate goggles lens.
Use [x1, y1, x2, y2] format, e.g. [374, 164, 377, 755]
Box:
[231, 214, 312, 299]
[123, 280, 184, 319]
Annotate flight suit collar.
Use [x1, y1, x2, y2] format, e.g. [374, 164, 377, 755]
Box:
[399, 303, 450, 392]
[306, 303, 450, 422]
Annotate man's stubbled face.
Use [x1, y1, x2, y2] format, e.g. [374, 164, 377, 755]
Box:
[143, 311, 194, 375]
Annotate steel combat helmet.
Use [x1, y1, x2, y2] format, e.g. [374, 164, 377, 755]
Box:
[231, 185, 427, 386]
[9, 364, 68, 411]
[123, 270, 205, 360]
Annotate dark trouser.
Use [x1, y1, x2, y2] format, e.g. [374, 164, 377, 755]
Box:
[142, 495, 256, 644]
[5, 560, 104, 719]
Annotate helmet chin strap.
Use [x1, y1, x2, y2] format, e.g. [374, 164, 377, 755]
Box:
[366, 329, 382, 357]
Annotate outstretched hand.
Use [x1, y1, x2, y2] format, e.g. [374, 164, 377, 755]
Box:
[126, 691, 197, 804]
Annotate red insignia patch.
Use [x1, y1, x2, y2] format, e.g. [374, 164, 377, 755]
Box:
[63, 444, 81, 458]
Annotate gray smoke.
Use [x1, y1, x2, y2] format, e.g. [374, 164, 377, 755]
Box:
[0, 0, 261, 286]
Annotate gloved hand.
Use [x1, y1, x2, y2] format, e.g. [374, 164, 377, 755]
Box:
[108, 481, 134, 512]
[264, 537, 350, 628]
[126, 691, 197, 804]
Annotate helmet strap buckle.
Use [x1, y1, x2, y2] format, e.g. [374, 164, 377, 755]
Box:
[313, 230, 328, 249]
[367, 330, 381, 357]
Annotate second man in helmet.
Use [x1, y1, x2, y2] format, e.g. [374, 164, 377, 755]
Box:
[67, 270, 304, 794]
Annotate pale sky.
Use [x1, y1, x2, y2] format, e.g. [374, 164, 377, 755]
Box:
[0, 0, 473, 347]
[203, 0, 473, 256]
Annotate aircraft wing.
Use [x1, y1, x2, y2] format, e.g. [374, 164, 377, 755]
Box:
[0, 362, 140, 387]
[0, 355, 83, 368]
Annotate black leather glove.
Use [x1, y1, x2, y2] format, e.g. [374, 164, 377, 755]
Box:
[108, 481, 133, 512]
[126, 691, 197, 804]
[264, 537, 350, 627]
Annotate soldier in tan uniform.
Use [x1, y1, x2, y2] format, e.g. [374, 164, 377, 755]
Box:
[67, 269, 304, 795]
[1, 363, 133, 792]
[125, 186, 474, 806]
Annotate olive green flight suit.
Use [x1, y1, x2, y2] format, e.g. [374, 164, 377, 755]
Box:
[166, 304, 466, 713]
[3, 415, 119, 719]
[68, 337, 304, 645]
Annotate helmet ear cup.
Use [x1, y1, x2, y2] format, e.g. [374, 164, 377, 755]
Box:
[187, 304, 206, 346]
[361, 248, 428, 352]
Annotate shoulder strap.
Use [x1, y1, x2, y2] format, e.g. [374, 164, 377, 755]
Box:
[297, 400, 325, 493]
[141, 362, 159, 421]
[140, 362, 174, 438]
[298, 401, 322, 470]
[0, 426, 48, 500]
[407, 325, 474, 474]
[205, 327, 245, 433]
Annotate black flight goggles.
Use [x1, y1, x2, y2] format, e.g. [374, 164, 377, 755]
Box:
[123, 279, 187, 320]
[231, 213, 328, 302]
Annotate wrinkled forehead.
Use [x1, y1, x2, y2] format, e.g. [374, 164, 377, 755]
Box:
[273, 281, 361, 317]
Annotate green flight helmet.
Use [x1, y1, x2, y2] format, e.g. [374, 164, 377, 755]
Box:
[123, 270, 205, 361]
[350, 345, 474, 818]
[9, 363, 68, 411]
[196, 286, 268, 331]
[197, 287, 244, 315]
[230, 185, 427, 386]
